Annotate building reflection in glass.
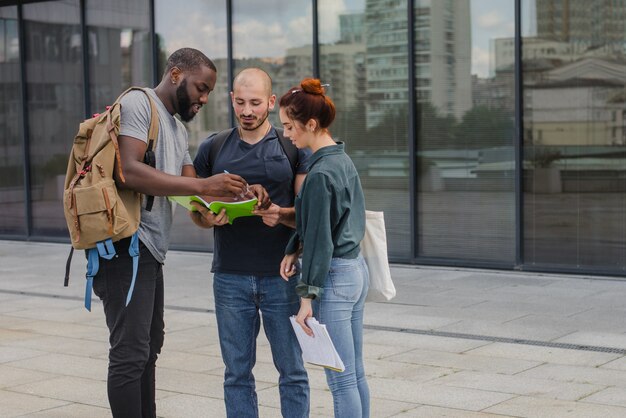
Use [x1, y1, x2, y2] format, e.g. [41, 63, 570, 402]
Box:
[521, 0, 626, 269]
[232, 0, 313, 128]
[3, 0, 626, 272]
[416, 0, 517, 263]
[23, 1, 84, 237]
[154, 0, 228, 250]
[0, 6, 25, 235]
[86, 0, 151, 115]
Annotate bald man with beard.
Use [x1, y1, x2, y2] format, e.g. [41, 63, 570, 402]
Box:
[192, 68, 311, 418]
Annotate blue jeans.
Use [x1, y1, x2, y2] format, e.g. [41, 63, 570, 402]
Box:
[92, 238, 164, 418]
[313, 255, 370, 418]
[213, 273, 310, 418]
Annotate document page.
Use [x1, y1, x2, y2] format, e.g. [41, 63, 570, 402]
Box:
[290, 316, 345, 372]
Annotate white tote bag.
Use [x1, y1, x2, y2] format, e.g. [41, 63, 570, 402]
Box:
[361, 210, 396, 302]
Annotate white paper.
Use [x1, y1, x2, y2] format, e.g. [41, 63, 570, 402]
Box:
[290, 316, 345, 372]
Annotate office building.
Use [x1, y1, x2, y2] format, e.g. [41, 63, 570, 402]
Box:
[1, 0, 625, 277]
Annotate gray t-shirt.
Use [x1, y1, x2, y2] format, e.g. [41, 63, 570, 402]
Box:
[119, 88, 192, 263]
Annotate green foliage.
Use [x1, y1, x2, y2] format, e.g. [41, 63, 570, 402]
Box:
[454, 105, 514, 150]
[335, 102, 514, 153]
[418, 102, 457, 151]
[331, 102, 368, 149]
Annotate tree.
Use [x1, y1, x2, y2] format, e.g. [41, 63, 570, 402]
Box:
[454, 105, 514, 150]
[417, 102, 457, 151]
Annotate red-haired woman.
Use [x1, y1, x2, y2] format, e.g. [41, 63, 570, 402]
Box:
[279, 78, 370, 417]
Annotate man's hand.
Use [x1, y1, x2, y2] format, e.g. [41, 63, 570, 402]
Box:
[247, 184, 271, 209]
[189, 203, 229, 228]
[200, 173, 247, 198]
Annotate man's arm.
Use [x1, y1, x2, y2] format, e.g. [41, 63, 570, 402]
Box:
[253, 172, 306, 229]
[181, 164, 196, 178]
[116, 135, 247, 197]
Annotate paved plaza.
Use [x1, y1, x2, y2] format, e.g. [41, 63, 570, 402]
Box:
[3, 240, 626, 417]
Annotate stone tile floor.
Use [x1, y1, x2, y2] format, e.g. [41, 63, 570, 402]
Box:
[2, 240, 626, 417]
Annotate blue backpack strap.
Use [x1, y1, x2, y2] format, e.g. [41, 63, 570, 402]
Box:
[84, 248, 100, 311]
[83, 235, 139, 311]
[84, 238, 117, 311]
[126, 232, 140, 306]
[96, 239, 116, 260]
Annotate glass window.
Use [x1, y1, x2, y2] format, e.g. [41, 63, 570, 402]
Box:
[416, 0, 516, 263]
[86, 0, 151, 115]
[522, 0, 626, 271]
[155, 0, 228, 250]
[0, 6, 25, 235]
[23, 1, 84, 237]
[319, 0, 410, 259]
[232, 0, 314, 127]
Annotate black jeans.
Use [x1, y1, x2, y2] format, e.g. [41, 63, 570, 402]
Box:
[93, 238, 164, 418]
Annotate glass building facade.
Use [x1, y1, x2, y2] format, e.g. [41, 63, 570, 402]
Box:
[1, 0, 625, 276]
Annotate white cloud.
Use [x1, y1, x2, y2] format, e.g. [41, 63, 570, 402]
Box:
[233, 21, 290, 58]
[318, 0, 348, 43]
[160, 11, 228, 58]
[478, 10, 506, 30]
[472, 46, 491, 77]
[475, 9, 515, 40]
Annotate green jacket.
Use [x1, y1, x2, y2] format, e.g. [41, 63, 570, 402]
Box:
[286, 142, 366, 299]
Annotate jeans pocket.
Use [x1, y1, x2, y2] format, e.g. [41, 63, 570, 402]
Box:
[327, 269, 360, 301]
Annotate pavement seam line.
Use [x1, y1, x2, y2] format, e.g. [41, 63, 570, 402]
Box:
[4, 289, 626, 355]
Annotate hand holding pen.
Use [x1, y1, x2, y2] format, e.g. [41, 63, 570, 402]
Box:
[223, 170, 249, 200]
[224, 170, 271, 209]
[199, 171, 247, 197]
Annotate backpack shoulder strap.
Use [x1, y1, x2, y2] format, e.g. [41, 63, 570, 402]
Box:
[116, 87, 160, 211]
[274, 127, 299, 176]
[207, 127, 237, 175]
[117, 87, 160, 152]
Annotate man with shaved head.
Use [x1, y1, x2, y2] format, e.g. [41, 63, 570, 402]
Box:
[192, 68, 311, 418]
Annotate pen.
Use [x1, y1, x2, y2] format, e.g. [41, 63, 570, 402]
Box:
[224, 170, 250, 199]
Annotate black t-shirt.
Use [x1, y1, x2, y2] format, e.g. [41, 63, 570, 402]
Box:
[193, 127, 310, 276]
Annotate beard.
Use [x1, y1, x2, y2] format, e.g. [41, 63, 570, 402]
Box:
[176, 80, 196, 122]
[238, 109, 270, 131]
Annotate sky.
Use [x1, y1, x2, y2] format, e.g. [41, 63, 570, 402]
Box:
[156, 0, 534, 78]
[471, 0, 515, 77]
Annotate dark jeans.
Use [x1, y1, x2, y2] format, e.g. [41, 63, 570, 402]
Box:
[92, 238, 164, 418]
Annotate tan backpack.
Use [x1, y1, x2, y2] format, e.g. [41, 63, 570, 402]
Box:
[63, 87, 159, 310]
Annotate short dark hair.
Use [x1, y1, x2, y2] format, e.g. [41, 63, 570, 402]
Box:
[163, 48, 216, 75]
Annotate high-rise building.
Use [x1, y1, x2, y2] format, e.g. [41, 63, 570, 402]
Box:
[537, 0, 626, 49]
[365, 0, 471, 129]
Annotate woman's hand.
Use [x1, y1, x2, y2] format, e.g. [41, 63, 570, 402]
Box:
[296, 297, 314, 336]
[280, 253, 299, 281]
[253, 203, 282, 227]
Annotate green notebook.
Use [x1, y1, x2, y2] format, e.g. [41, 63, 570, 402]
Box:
[168, 195, 258, 224]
